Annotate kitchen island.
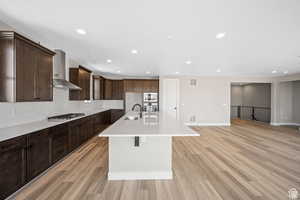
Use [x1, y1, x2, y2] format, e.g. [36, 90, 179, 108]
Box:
[99, 111, 199, 180]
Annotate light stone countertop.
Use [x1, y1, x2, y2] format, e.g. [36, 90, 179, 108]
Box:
[0, 108, 111, 142]
[99, 111, 199, 137]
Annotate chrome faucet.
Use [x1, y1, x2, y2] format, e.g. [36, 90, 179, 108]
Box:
[132, 104, 143, 118]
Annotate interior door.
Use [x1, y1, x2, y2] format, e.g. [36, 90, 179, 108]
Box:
[163, 79, 179, 119]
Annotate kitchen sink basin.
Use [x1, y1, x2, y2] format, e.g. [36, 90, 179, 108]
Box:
[124, 116, 139, 120]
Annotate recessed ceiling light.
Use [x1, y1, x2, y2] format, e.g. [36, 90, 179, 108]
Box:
[131, 49, 138, 54]
[185, 60, 192, 65]
[106, 59, 112, 63]
[146, 71, 151, 74]
[175, 71, 180, 74]
[283, 71, 289, 74]
[272, 70, 277, 74]
[167, 35, 173, 40]
[76, 29, 87, 35]
[216, 69, 221, 73]
[216, 32, 226, 39]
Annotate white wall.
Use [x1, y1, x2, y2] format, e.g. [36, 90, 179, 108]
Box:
[160, 77, 231, 126]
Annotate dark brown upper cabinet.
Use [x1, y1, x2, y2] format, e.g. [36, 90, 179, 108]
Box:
[93, 75, 104, 100]
[69, 66, 91, 100]
[103, 79, 124, 100]
[104, 79, 113, 100]
[0, 31, 55, 102]
[124, 79, 159, 93]
[112, 80, 124, 100]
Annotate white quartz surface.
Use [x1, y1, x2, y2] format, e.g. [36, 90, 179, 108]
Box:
[99, 111, 199, 137]
[0, 108, 111, 142]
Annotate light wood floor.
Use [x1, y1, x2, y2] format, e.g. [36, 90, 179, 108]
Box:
[14, 120, 300, 200]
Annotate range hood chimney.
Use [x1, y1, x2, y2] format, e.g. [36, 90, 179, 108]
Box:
[53, 50, 81, 90]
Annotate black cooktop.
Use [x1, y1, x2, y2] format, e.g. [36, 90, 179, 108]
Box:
[48, 113, 85, 121]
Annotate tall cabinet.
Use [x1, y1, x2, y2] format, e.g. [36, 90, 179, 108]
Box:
[0, 31, 55, 102]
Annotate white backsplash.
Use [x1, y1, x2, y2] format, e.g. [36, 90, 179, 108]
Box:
[0, 88, 123, 128]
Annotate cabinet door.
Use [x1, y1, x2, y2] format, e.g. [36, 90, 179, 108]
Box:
[27, 129, 51, 180]
[16, 38, 37, 101]
[36, 50, 53, 101]
[104, 79, 112, 100]
[50, 125, 69, 164]
[79, 119, 88, 144]
[0, 136, 27, 200]
[69, 120, 81, 151]
[112, 80, 124, 100]
[85, 71, 91, 100]
[111, 109, 125, 123]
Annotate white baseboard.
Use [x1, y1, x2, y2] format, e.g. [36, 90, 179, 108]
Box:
[108, 171, 173, 180]
[185, 122, 231, 126]
[271, 122, 300, 126]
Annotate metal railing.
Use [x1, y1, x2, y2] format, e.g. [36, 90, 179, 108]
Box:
[231, 105, 271, 122]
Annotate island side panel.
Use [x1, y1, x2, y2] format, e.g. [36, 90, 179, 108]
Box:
[108, 136, 172, 180]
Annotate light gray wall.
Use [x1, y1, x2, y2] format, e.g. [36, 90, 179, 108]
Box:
[293, 81, 300, 124]
[242, 84, 271, 107]
[231, 86, 243, 106]
[230, 84, 271, 121]
[0, 20, 14, 30]
[278, 82, 294, 123]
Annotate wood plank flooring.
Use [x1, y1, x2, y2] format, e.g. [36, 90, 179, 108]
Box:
[14, 120, 300, 200]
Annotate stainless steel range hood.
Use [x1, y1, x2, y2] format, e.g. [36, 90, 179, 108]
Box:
[53, 50, 81, 90]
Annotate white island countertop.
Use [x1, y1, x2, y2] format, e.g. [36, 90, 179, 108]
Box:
[99, 111, 199, 137]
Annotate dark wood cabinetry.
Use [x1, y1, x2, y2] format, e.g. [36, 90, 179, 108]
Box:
[50, 124, 69, 164]
[0, 136, 27, 200]
[27, 129, 51, 180]
[0, 109, 122, 199]
[110, 109, 125, 123]
[69, 66, 91, 100]
[124, 79, 159, 93]
[0, 31, 55, 102]
[68, 120, 81, 152]
[104, 79, 113, 100]
[112, 80, 124, 100]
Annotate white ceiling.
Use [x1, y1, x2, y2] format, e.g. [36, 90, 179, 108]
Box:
[0, 0, 300, 77]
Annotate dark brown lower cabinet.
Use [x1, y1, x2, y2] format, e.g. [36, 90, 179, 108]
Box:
[0, 136, 27, 200]
[0, 109, 118, 199]
[50, 124, 69, 164]
[111, 109, 125, 123]
[68, 120, 81, 152]
[27, 129, 51, 180]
